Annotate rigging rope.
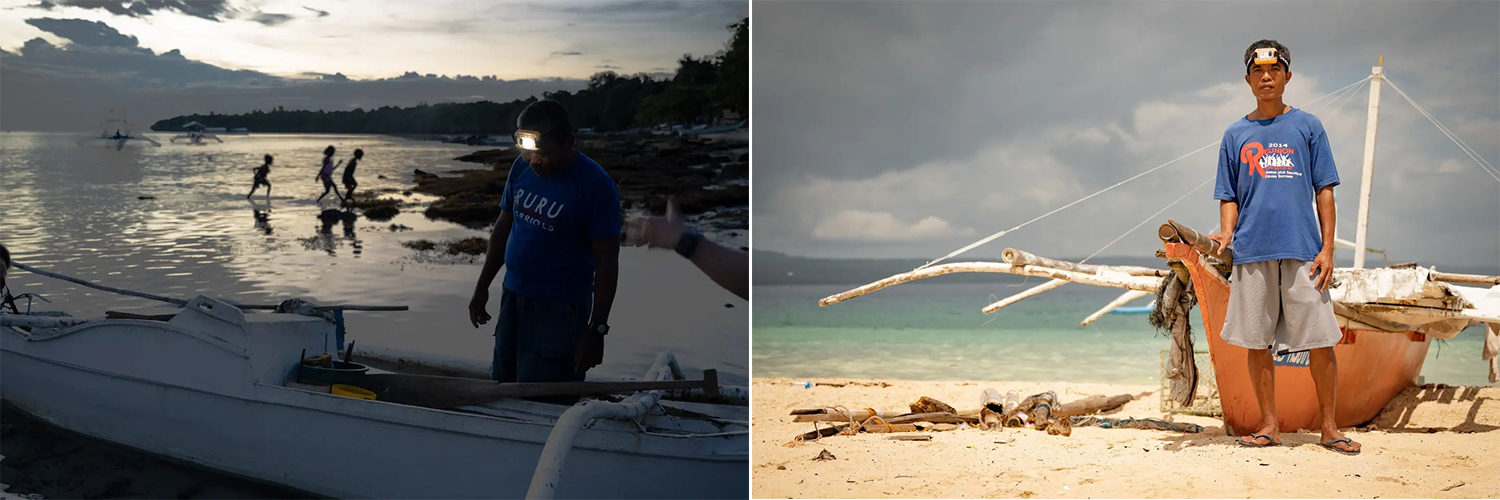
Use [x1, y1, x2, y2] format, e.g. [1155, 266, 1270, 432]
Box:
[918, 76, 1374, 270]
[1384, 76, 1500, 183]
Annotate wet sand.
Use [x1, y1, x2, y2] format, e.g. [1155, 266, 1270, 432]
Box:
[1, 404, 303, 499]
[752, 377, 1500, 499]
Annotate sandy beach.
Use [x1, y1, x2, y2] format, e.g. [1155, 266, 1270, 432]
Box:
[752, 377, 1500, 499]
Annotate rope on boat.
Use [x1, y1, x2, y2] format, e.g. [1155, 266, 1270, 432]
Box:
[11, 261, 408, 312]
[918, 75, 1374, 270]
[1384, 76, 1500, 183]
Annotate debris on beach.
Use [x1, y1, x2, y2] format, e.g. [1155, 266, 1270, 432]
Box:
[811, 449, 837, 461]
[786, 388, 1191, 443]
[889, 435, 932, 442]
[909, 396, 956, 415]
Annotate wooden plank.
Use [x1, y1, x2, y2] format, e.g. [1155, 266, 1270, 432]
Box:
[361, 370, 718, 409]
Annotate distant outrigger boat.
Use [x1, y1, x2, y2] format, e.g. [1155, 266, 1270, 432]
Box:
[170, 121, 225, 145]
[820, 59, 1500, 435]
[75, 110, 161, 150]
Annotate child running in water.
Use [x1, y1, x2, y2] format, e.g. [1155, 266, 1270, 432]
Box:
[247, 154, 273, 199]
[316, 145, 345, 203]
[342, 149, 363, 201]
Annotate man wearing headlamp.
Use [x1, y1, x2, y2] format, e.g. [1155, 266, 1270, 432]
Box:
[467, 100, 622, 401]
[1208, 40, 1359, 455]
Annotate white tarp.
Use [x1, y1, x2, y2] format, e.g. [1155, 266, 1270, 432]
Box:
[1330, 267, 1434, 303]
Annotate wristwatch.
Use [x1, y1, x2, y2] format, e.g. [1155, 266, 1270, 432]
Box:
[590, 323, 610, 336]
[674, 227, 704, 259]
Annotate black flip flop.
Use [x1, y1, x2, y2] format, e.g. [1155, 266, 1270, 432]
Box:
[1236, 433, 1280, 447]
[1318, 437, 1361, 455]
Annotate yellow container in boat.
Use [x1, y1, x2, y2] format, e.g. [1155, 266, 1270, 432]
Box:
[331, 384, 376, 400]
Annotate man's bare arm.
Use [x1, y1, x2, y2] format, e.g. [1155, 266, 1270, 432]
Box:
[468, 210, 513, 327]
[1208, 200, 1240, 252]
[1311, 186, 1337, 291]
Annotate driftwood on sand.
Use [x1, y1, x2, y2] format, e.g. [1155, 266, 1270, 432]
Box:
[788, 389, 1155, 443]
[1055, 394, 1133, 417]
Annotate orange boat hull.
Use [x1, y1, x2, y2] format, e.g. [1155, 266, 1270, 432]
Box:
[1165, 243, 1429, 435]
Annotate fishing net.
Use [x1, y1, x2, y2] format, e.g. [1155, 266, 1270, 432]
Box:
[1149, 267, 1199, 407]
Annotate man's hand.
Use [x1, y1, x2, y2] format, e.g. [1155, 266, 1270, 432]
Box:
[624, 198, 686, 249]
[1206, 232, 1233, 254]
[574, 331, 605, 373]
[468, 289, 491, 328]
[1310, 248, 1335, 293]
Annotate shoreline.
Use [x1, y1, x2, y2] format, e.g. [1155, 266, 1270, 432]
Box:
[752, 377, 1500, 499]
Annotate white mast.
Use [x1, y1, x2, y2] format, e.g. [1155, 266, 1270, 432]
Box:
[1353, 56, 1384, 269]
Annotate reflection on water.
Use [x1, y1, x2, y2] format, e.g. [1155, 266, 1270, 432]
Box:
[0, 132, 747, 383]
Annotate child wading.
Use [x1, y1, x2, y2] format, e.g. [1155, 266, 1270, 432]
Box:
[247, 154, 273, 199]
[316, 145, 345, 203]
[342, 149, 363, 201]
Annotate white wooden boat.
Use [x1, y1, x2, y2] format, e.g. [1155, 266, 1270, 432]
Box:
[1, 295, 747, 499]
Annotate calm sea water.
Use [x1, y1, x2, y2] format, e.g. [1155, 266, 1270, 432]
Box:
[753, 281, 1493, 386]
[0, 132, 747, 383]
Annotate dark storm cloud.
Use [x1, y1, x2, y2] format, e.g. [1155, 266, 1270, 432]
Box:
[25, 17, 138, 47]
[51, 0, 234, 22]
[755, 1, 1499, 268]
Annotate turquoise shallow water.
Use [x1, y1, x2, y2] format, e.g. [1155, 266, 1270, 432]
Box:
[753, 282, 1495, 387]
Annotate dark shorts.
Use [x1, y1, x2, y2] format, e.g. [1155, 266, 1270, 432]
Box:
[320, 174, 335, 186]
[492, 287, 591, 404]
[253, 177, 270, 187]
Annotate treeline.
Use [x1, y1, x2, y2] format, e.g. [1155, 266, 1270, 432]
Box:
[150, 18, 747, 134]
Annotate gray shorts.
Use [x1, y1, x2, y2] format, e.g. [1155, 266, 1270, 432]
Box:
[1223, 259, 1342, 354]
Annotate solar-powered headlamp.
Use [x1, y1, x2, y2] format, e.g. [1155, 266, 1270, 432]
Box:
[514, 130, 543, 152]
[1247, 47, 1290, 74]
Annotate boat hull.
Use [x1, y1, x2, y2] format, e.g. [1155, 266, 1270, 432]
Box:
[1, 303, 746, 499]
[1166, 243, 1428, 435]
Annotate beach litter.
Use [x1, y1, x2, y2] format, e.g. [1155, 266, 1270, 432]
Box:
[812, 449, 837, 461]
[786, 388, 1197, 443]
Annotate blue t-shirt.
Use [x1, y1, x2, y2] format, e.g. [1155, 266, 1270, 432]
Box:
[499, 152, 622, 302]
[1213, 108, 1340, 265]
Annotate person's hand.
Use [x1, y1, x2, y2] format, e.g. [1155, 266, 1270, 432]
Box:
[624, 198, 686, 249]
[1206, 232, 1233, 255]
[574, 330, 605, 373]
[468, 289, 491, 328]
[1310, 248, 1335, 293]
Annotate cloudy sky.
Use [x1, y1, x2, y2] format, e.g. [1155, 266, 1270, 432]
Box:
[0, 0, 746, 130]
[754, 1, 1499, 269]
